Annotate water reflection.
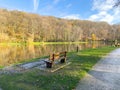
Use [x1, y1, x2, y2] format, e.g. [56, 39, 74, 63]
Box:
[0, 42, 108, 67]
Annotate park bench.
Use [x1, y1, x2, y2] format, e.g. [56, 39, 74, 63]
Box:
[45, 51, 67, 68]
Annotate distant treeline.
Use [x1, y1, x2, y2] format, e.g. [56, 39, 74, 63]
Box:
[0, 9, 120, 42]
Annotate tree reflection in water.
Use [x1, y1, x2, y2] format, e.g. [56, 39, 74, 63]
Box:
[0, 42, 108, 67]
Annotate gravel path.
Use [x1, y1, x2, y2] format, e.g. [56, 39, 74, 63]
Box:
[76, 48, 120, 90]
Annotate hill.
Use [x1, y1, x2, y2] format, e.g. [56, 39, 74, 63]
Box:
[0, 9, 120, 42]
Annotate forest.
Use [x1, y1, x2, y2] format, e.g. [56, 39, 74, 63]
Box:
[0, 8, 120, 43]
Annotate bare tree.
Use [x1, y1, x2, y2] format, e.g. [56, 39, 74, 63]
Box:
[0, 8, 120, 42]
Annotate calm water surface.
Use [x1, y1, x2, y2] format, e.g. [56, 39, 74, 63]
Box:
[0, 42, 109, 67]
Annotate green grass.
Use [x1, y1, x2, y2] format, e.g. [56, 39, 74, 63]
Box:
[0, 46, 117, 90]
[0, 66, 4, 69]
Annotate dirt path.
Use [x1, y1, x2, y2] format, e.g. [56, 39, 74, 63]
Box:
[76, 48, 120, 90]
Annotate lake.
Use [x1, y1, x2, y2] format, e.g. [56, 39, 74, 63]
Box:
[0, 41, 109, 67]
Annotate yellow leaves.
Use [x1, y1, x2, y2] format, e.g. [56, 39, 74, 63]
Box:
[91, 33, 96, 41]
[0, 33, 9, 42]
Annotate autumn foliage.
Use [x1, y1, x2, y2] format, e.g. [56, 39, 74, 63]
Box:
[0, 9, 120, 42]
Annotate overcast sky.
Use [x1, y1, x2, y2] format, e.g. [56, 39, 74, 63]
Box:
[0, 0, 120, 24]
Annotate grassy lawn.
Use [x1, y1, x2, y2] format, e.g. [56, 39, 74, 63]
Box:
[0, 46, 117, 90]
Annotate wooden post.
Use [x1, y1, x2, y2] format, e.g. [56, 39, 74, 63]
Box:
[52, 53, 55, 63]
[46, 54, 54, 68]
[77, 46, 79, 52]
[64, 51, 67, 58]
[60, 51, 67, 63]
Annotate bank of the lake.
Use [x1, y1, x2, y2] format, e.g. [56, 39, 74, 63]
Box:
[0, 46, 117, 90]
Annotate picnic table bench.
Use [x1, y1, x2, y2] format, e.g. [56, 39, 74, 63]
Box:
[45, 51, 67, 68]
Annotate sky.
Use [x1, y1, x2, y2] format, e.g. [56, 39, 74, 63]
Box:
[0, 0, 120, 24]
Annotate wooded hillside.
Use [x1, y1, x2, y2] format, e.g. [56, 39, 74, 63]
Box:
[0, 9, 120, 42]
